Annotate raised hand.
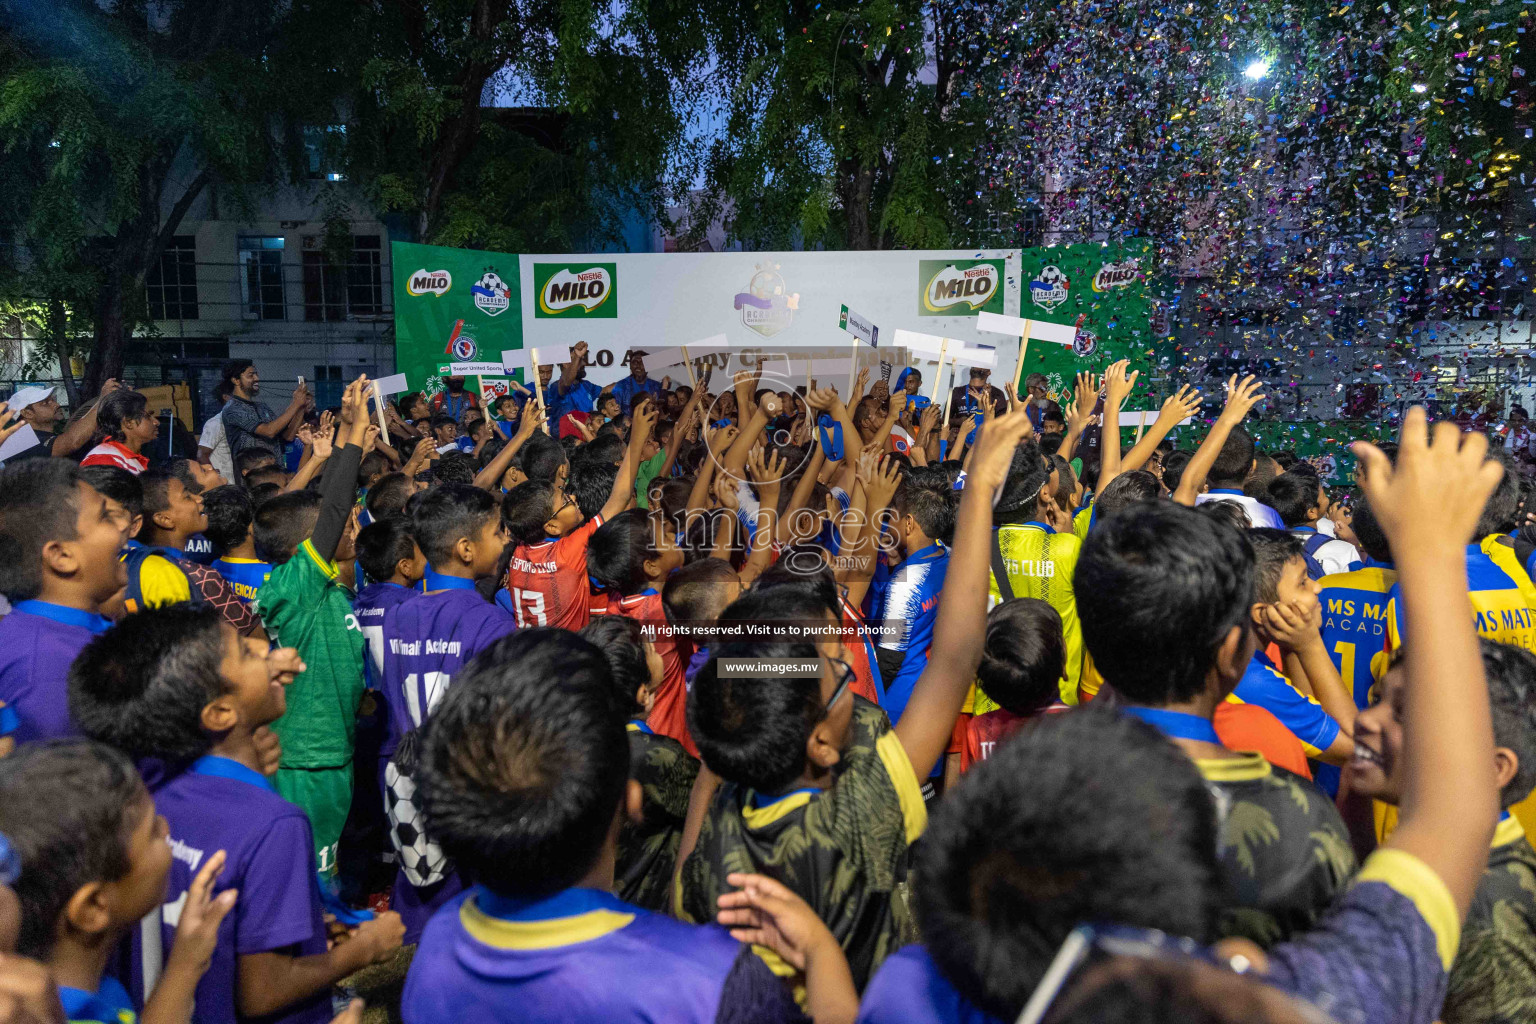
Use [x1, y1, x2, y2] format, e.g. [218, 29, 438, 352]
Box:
[167, 850, 238, 975]
[1159, 384, 1203, 424]
[759, 393, 783, 418]
[888, 391, 908, 417]
[867, 454, 902, 509]
[516, 402, 546, 439]
[1354, 407, 1503, 553]
[570, 341, 589, 366]
[706, 424, 739, 454]
[804, 387, 837, 412]
[1068, 371, 1099, 431]
[632, 397, 659, 439]
[1219, 374, 1267, 423]
[0, 402, 24, 448]
[1104, 359, 1140, 408]
[747, 447, 785, 496]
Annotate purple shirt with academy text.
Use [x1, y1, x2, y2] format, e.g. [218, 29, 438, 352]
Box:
[140, 757, 329, 1024]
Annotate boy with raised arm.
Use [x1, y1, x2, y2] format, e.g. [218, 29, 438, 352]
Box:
[680, 408, 1034, 987]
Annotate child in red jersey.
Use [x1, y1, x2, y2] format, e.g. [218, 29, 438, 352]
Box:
[499, 400, 658, 630]
[961, 599, 1070, 771]
[589, 508, 689, 749]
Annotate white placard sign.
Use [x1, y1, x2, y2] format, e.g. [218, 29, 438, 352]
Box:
[372, 373, 409, 396]
[950, 346, 999, 370]
[890, 329, 947, 357]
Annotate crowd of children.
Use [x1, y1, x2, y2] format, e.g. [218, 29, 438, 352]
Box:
[0, 343, 1530, 1024]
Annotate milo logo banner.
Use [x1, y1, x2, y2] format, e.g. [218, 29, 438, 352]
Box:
[919, 259, 1006, 316]
[535, 263, 618, 318]
[1015, 241, 1154, 400]
[391, 241, 523, 393]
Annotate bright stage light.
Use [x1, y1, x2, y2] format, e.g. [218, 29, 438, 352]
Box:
[1243, 59, 1270, 81]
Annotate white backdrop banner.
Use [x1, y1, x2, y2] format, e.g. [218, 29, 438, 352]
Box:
[516, 251, 1022, 391]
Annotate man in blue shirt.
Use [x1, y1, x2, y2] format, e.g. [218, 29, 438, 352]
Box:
[545, 341, 603, 422]
[610, 350, 663, 414]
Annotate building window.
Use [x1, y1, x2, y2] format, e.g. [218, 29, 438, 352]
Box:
[314, 365, 342, 408]
[302, 235, 382, 321]
[238, 237, 286, 320]
[146, 236, 199, 320]
[304, 126, 347, 182]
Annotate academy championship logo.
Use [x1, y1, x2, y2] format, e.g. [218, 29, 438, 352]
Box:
[733, 263, 798, 338]
[919, 259, 1005, 316]
[1091, 259, 1139, 292]
[471, 268, 512, 317]
[534, 263, 618, 318]
[405, 269, 452, 297]
[1029, 265, 1070, 310]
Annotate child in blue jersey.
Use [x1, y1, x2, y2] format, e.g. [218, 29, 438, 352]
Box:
[872, 481, 955, 726]
[1267, 470, 1359, 577]
[858, 411, 1510, 1024]
[1318, 495, 1396, 710]
[1238, 529, 1356, 766]
[0, 460, 127, 744]
[202, 485, 271, 604]
[68, 606, 403, 1024]
[0, 740, 236, 1024]
[379, 483, 515, 941]
[401, 627, 856, 1024]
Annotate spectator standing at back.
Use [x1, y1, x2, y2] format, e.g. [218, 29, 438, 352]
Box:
[219, 358, 309, 465]
[197, 380, 236, 483]
[8, 381, 119, 461]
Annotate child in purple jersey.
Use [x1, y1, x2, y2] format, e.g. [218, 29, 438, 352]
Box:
[0, 740, 234, 1024]
[858, 412, 1508, 1024]
[0, 459, 128, 744]
[68, 606, 404, 1024]
[379, 483, 515, 941]
[353, 517, 426, 697]
[401, 628, 857, 1024]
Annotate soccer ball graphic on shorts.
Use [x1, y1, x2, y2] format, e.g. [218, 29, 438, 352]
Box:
[384, 762, 451, 888]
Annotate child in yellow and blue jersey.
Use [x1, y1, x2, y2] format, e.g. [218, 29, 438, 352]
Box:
[202, 485, 271, 605]
[987, 439, 1086, 704]
[1319, 494, 1397, 710]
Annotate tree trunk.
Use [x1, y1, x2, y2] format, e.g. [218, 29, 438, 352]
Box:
[842, 162, 877, 249]
[85, 277, 127, 396]
[47, 299, 79, 406]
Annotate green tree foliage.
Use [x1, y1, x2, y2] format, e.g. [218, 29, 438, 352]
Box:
[690, 0, 996, 251]
[0, 1, 342, 392]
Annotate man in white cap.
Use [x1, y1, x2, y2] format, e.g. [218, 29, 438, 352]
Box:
[5, 380, 119, 461]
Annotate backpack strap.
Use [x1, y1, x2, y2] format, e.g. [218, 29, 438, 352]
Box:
[1299, 531, 1330, 580]
[990, 529, 1015, 603]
